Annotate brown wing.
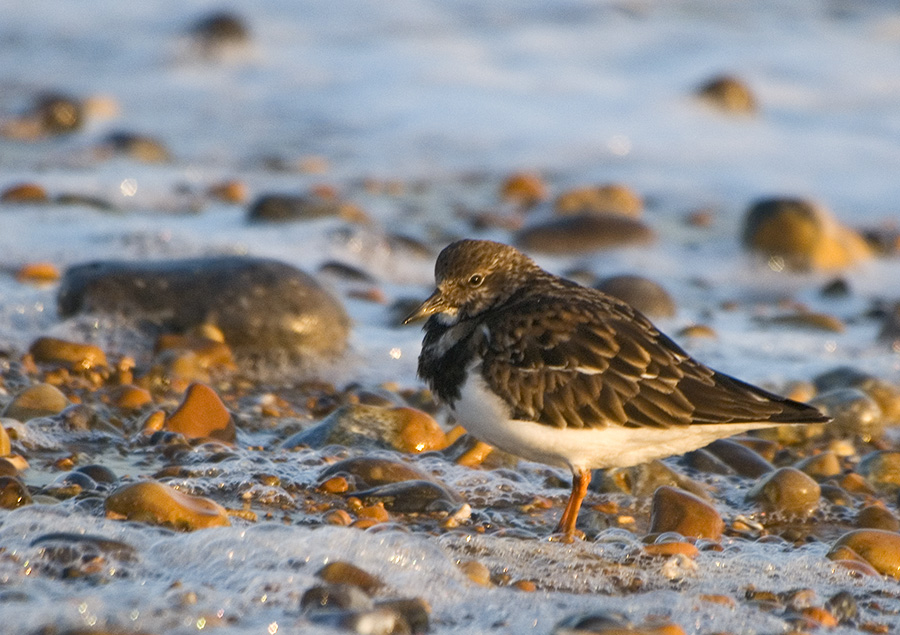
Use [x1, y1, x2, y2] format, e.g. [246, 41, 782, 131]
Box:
[480, 293, 827, 430]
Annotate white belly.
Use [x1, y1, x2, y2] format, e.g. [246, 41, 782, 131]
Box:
[452, 373, 777, 471]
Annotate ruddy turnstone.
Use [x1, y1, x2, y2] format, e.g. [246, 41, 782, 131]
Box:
[405, 239, 829, 541]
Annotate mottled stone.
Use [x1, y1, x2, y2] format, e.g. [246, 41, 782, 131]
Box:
[704, 439, 774, 478]
[742, 198, 871, 271]
[248, 193, 367, 224]
[58, 256, 350, 358]
[554, 184, 642, 217]
[649, 486, 724, 540]
[747, 467, 820, 518]
[28, 337, 108, 371]
[828, 530, 900, 578]
[696, 74, 757, 114]
[164, 383, 235, 443]
[856, 451, 900, 493]
[2, 383, 69, 421]
[105, 481, 230, 530]
[515, 213, 654, 254]
[595, 275, 675, 318]
[282, 405, 445, 453]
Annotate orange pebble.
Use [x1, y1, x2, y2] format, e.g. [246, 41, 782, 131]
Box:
[16, 262, 60, 284]
[500, 172, 547, 208]
[643, 542, 700, 558]
[165, 383, 235, 443]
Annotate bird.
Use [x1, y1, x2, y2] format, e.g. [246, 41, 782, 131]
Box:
[404, 239, 829, 542]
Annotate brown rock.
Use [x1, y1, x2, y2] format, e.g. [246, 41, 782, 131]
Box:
[102, 132, 171, 163]
[856, 451, 900, 493]
[208, 180, 247, 203]
[649, 486, 724, 540]
[515, 212, 654, 254]
[317, 456, 434, 488]
[29, 337, 108, 371]
[164, 383, 236, 443]
[317, 561, 383, 594]
[0, 424, 9, 456]
[108, 385, 153, 410]
[794, 451, 841, 480]
[554, 184, 642, 217]
[458, 559, 492, 586]
[704, 439, 774, 478]
[1, 182, 49, 203]
[500, 172, 547, 208]
[3, 383, 69, 421]
[814, 367, 900, 423]
[595, 275, 675, 318]
[696, 74, 757, 114]
[0, 476, 31, 508]
[828, 530, 900, 578]
[742, 198, 871, 271]
[857, 505, 900, 532]
[105, 481, 230, 530]
[809, 388, 882, 440]
[746, 467, 820, 518]
[248, 192, 368, 224]
[15, 262, 60, 284]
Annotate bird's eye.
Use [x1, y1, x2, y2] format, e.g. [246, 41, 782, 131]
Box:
[468, 273, 484, 287]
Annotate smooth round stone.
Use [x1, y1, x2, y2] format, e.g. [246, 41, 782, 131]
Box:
[814, 367, 900, 423]
[828, 529, 900, 578]
[809, 388, 882, 440]
[75, 464, 118, 485]
[353, 480, 463, 513]
[301, 583, 373, 613]
[458, 559, 491, 586]
[57, 256, 350, 358]
[649, 486, 724, 540]
[317, 561, 384, 594]
[189, 10, 250, 48]
[2, 383, 69, 421]
[29, 336, 108, 371]
[742, 198, 871, 271]
[0, 458, 17, 476]
[515, 213, 654, 254]
[555, 611, 686, 635]
[164, 383, 235, 443]
[758, 312, 845, 333]
[794, 451, 841, 480]
[318, 456, 435, 488]
[695, 74, 757, 114]
[746, 467, 820, 518]
[682, 448, 735, 475]
[282, 405, 446, 453]
[554, 184, 643, 217]
[16, 262, 61, 285]
[101, 131, 171, 163]
[704, 439, 774, 478]
[248, 193, 367, 223]
[1, 182, 50, 203]
[600, 460, 709, 500]
[500, 172, 547, 208]
[856, 451, 900, 493]
[105, 481, 230, 530]
[34, 93, 85, 134]
[0, 424, 9, 456]
[375, 599, 430, 635]
[108, 384, 153, 410]
[594, 275, 675, 318]
[857, 505, 900, 532]
[0, 476, 32, 508]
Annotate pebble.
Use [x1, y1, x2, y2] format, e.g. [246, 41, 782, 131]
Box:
[309, 607, 411, 635]
[682, 448, 735, 475]
[741, 197, 871, 271]
[0, 424, 9, 456]
[318, 456, 435, 488]
[594, 275, 675, 318]
[75, 464, 118, 485]
[155, 332, 236, 373]
[207, 179, 248, 204]
[164, 383, 236, 442]
[515, 213, 655, 254]
[105, 481, 230, 530]
[189, 10, 250, 49]
[826, 590, 858, 623]
[282, 405, 446, 453]
[757, 312, 845, 333]
[856, 451, 900, 493]
[809, 388, 882, 440]
[0, 476, 32, 509]
[601, 460, 710, 500]
[814, 366, 900, 422]
[695, 74, 757, 114]
[28, 337, 108, 371]
[33, 93, 85, 134]
[458, 559, 492, 586]
[316, 561, 384, 594]
[704, 439, 774, 478]
[649, 486, 724, 540]
[101, 132, 171, 163]
[107, 384, 153, 410]
[554, 184, 643, 217]
[15, 262, 60, 284]
[301, 583, 374, 613]
[794, 451, 842, 480]
[1, 182, 50, 203]
[746, 467, 821, 518]
[2, 383, 69, 421]
[500, 172, 547, 208]
[248, 193, 368, 224]
[57, 256, 350, 358]
[555, 611, 686, 635]
[857, 505, 900, 532]
[375, 598, 430, 634]
[353, 480, 462, 513]
[828, 529, 900, 578]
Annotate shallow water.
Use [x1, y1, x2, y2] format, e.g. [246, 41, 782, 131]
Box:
[2, 1, 900, 633]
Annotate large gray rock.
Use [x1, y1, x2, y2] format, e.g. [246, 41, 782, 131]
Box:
[57, 256, 350, 357]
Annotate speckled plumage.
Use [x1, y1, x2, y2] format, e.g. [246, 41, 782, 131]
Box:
[405, 239, 829, 540]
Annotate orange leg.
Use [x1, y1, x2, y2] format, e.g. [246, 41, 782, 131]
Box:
[554, 468, 591, 542]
